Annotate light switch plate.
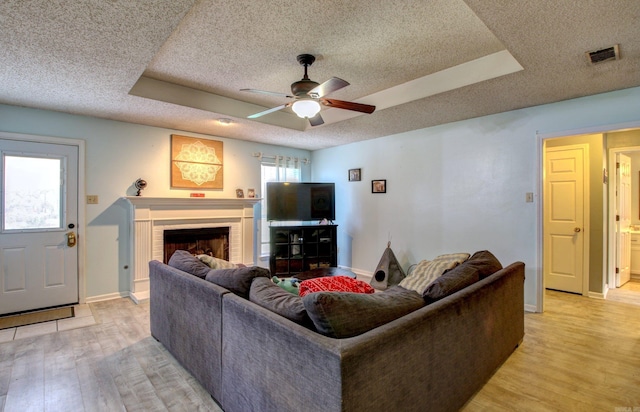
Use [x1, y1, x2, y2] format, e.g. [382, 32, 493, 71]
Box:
[86, 195, 99, 204]
[526, 192, 534, 203]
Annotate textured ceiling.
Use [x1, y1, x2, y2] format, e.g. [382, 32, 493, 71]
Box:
[1, 0, 639, 150]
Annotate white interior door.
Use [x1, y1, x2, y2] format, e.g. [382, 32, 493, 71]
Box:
[0, 139, 79, 315]
[544, 145, 587, 294]
[616, 153, 632, 287]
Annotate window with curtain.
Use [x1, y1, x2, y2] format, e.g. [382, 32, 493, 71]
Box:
[260, 156, 302, 257]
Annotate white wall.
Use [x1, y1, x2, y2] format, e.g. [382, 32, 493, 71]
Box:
[0, 104, 311, 301]
[311, 86, 640, 309]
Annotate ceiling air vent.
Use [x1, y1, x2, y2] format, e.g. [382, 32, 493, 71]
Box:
[586, 44, 620, 65]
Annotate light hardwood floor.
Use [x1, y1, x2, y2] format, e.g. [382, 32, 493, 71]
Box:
[0, 298, 222, 412]
[1, 285, 639, 411]
[464, 281, 640, 411]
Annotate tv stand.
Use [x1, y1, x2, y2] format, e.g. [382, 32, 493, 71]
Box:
[269, 225, 338, 277]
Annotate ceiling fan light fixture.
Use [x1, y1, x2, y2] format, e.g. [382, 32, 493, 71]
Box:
[292, 99, 321, 118]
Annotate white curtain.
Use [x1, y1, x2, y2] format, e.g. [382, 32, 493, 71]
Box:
[274, 155, 300, 181]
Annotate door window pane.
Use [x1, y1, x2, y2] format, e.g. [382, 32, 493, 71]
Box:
[3, 155, 63, 230]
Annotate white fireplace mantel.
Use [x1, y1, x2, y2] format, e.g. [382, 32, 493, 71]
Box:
[122, 196, 260, 303]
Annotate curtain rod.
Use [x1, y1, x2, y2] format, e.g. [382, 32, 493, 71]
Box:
[252, 152, 310, 164]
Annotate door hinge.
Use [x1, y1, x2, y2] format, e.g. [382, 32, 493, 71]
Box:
[616, 215, 620, 221]
[616, 267, 619, 274]
[617, 162, 620, 169]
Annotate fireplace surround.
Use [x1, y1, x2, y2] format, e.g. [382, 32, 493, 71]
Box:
[122, 197, 260, 303]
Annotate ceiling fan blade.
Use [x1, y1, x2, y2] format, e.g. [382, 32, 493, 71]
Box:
[321, 98, 376, 114]
[308, 77, 349, 98]
[308, 113, 324, 126]
[247, 103, 289, 119]
[240, 88, 294, 99]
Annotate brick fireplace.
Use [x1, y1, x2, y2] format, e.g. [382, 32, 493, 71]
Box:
[122, 197, 260, 303]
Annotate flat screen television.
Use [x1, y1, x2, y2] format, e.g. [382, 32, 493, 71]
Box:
[266, 182, 335, 222]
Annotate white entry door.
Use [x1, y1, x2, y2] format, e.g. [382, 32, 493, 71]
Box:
[0, 139, 79, 315]
[544, 145, 587, 294]
[616, 153, 632, 287]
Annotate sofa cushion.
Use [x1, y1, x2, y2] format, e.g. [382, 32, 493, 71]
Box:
[299, 276, 375, 297]
[422, 250, 503, 303]
[197, 254, 238, 269]
[167, 250, 211, 279]
[303, 286, 425, 338]
[468, 250, 503, 280]
[205, 266, 270, 299]
[422, 264, 479, 304]
[399, 253, 470, 293]
[249, 277, 313, 328]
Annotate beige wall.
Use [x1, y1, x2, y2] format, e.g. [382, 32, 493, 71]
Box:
[627, 152, 640, 225]
[607, 129, 640, 149]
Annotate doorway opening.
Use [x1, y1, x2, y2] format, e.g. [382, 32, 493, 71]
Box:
[608, 146, 640, 291]
[538, 124, 640, 312]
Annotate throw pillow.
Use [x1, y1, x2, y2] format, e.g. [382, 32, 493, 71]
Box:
[398, 259, 431, 290]
[167, 250, 211, 279]
[205, 266, 270, 299]
[467, 250, 503, 279]
[422, 250, 503, 303]
[399, 253, 470, 294]
[249, 277, 313, 328]
[197, 254, 238, 269]
[422, 263, 480, 304]
[298, 276, 375, 297]
[302, 286, 425, 338]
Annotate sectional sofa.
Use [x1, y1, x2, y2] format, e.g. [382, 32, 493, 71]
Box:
[149, 250, 525, 412]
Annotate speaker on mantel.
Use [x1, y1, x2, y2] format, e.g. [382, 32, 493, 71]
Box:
[370, 242, 406, 290]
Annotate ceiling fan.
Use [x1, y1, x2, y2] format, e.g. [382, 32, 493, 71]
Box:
[241, 54, 376, 127]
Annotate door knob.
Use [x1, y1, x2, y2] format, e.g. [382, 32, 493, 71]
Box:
[67, 231, 77, 247]
[574, 227, 581, 233]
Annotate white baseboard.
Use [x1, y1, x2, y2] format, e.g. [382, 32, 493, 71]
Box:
[347, 268, 373, 282]
[524, 304, 538, 313]
[588, 290, 606, 300]
[85, 291, 129, 304]
[130, 290, 150, 304]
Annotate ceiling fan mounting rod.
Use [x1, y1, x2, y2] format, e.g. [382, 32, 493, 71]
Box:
[291, 54, 320, 97]
[297, 54, 315, 80]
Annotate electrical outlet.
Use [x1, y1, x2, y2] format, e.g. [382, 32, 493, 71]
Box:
[86, 195, 99, 204]
[526, 192, 534, 203]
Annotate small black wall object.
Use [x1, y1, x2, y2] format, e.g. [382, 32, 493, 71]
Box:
[370, 241, 406, 290]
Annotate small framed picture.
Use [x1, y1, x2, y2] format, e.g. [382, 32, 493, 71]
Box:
[247, 188, 256, 198]
[372, 179, 386, 193]
[236, 189, 244, 198]
[348, 168, 361, 182]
